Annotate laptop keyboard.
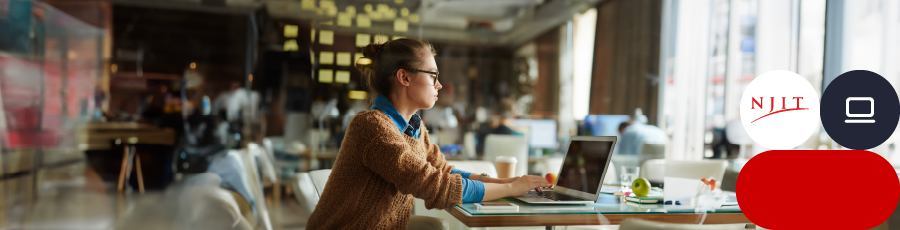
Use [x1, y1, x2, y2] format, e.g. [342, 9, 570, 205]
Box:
[527, 190, 589, 201]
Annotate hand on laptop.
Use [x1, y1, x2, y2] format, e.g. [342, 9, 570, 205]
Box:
[509, 175, 553, 196]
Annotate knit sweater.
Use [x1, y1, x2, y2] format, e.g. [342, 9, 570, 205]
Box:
[306, 110, 463, 229]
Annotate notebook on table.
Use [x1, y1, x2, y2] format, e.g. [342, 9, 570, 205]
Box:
[625, 196, 664, 204]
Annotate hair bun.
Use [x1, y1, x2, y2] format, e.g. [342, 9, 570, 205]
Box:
[362, 43, 386, 58]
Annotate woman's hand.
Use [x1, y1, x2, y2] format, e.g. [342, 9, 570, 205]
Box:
[508, 175, 552, 196]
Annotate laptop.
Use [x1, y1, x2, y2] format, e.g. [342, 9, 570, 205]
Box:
[512, 136, 616, 204]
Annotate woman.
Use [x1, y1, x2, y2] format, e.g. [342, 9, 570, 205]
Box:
[307, 38, 552, 229]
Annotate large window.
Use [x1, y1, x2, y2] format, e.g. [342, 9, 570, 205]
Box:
[824, 0, 900, 160]
[662, 0, 825, 160]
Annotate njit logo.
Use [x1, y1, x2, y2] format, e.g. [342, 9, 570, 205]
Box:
[749, 97, 809, 123]
[740, 70, 820, 150]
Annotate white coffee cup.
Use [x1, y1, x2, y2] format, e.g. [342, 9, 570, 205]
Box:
[495, 156, 518, 179]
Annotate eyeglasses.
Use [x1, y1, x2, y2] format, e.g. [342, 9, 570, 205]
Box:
[403, 68, 439, 85]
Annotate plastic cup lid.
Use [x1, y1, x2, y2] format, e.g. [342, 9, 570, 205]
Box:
[495, 156, 518, 163]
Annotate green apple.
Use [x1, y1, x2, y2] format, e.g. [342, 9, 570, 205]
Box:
[631, 177, 651, 197]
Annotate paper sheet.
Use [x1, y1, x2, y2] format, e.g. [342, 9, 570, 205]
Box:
[663, 177, 704, 203]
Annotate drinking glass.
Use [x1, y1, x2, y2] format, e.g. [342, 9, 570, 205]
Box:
[620, 166, 641, 191]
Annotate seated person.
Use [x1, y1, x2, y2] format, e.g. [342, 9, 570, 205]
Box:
[307, 38, 551, 229]
[476, 99, 525, 155]
[617, 109, 666, 155]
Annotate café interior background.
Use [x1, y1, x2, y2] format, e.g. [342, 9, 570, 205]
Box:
[1, 0, 899, 229]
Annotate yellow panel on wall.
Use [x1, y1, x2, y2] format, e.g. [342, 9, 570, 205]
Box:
[301, 0, 315, 10]
[284, 25, 298, 38]
[357, 15, 371, 28]
[349, 90, 367, 100]
[319, 30, 334, 45]
[394, 19, 408, 32]
[284, 40, 299, 51]
[337, 13, 352, 27]
[346, 5, 357, 16]
[320, 51, 334, 65]
[336, 52, 352, 66]
[356, 33, 370, 47]
[319, 69, 334, 83]
[335, 70, 351, 83]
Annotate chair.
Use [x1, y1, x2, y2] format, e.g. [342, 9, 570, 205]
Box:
[299, 169, 444, 230]
[291, 173, 319, 217]
[619, 218, 751, 230]
[483, 135, 529, 177]
[232, 150, 274, 230]
[464, 132, 477, 159]
[308, 169, 332, 197]
[437, 128, 459, 146]
[247, 143, 277, 187]
[640, 159, 666, 182]
[604, 161, 617, 185]
[664, 160, 728, 181]
[638, 144, 665, 169]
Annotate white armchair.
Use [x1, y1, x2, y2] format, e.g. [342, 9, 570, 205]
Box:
[294, 169, 444, 229]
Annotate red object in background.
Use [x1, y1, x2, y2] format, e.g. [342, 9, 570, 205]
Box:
[0, 56, 71, 148]
[738, 150, 900, 229]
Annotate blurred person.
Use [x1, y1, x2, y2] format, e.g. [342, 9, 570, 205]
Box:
[476, 99, 525, 155]
[617, 108, 666, 155]
[213, 81, 247, 122]
[307, 38, 551, 229]
[141, 84, 169, 126]
[212, 81, 261, 148]
[618, 120, 633, 135]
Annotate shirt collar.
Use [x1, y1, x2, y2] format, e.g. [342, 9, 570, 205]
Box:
[371, 94, 421, 136]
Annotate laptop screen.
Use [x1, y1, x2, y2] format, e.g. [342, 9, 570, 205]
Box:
[555, 139, 614, 195]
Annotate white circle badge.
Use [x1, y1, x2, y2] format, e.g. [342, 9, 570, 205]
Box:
[739, 70, 820, 150]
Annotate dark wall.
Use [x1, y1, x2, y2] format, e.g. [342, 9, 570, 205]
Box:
[112, 5, 249, 81]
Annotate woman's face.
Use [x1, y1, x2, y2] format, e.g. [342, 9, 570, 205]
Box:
[405, 54, 442, 109]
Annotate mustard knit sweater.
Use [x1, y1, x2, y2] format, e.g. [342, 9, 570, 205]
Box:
[307, 110, 463, 229]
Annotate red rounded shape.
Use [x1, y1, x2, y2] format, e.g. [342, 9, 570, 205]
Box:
[738, 150, 899, 229]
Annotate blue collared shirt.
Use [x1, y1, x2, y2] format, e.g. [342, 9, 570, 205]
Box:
[371, 94, 422, 139]
[371, 94, 484, 202]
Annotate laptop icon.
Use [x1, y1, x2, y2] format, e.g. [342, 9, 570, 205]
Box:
[845, 97, 875, 123]
[512, 136, 616, 204]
